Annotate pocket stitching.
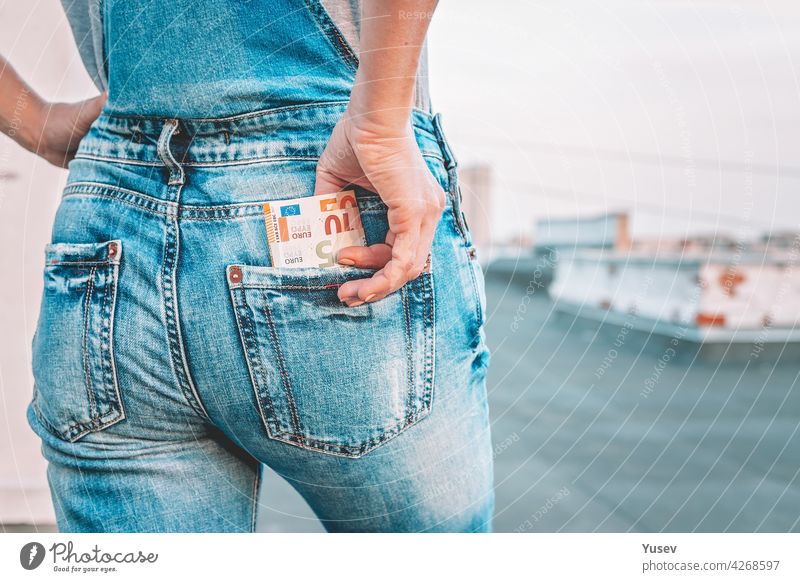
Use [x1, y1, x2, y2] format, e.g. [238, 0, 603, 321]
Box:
[260, 289, 305, 440]
[99, 267, 115, 409]
[423, 272, 436, 411]
[402, 282, 414, 423]
[229, 269, 436, 458]
[33, 240, 126, 442]
[230, 287, 284, 439]
[82, 266, 99, 419]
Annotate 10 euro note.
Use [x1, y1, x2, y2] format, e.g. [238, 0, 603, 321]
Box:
[263, 190, 367, 269]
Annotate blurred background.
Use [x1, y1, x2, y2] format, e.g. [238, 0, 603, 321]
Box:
[2, 0, 799, 532]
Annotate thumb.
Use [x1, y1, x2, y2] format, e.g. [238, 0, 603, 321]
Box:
[75, 92, 107, 132]
[84, 91, 107, 117]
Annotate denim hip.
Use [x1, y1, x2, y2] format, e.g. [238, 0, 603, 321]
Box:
[30, 101, 488, 460]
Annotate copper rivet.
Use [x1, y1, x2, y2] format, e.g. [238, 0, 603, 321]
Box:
[108, 242, 117, 257]
[230, 266, 242, 282]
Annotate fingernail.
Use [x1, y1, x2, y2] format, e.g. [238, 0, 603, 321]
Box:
[364, 294, 376, 302]
[348, 300, 365, 307]
[338, 258, 355, 266]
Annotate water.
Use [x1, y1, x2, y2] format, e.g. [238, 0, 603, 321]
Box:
[256, 275, 800, 532]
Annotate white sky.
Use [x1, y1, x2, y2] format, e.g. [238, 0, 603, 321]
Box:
[428, 0, 800, 242]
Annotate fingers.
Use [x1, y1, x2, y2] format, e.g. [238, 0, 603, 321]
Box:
[338, 228, 421, 305]
[336, 243, 392, 268]
[76, 92, 107, 131]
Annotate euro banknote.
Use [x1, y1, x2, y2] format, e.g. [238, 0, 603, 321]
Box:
[263, 190, 367, 268]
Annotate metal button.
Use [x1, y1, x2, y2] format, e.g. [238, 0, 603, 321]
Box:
[229, 266, 242, 283]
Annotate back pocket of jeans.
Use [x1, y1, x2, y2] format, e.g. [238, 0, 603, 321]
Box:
[227, 264, 435, 458]
[30, 240, 125, 442]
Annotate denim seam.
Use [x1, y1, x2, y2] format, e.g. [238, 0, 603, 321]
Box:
[58, 409, 123, 443]
[163, 215, 211, 422]
[212, 100, 350, 123]
[73, 154, 162, 167]
[265, 408, 433, 458]
[91, 102, 436, 134]
[105, 258, 127, 430]
[250, 465, 260, 533]
[303, 0, 359, 73]
[423, 271, 435, 409]
[47, 260, 116, 267]
[159, 191, 211, 422]
[82, 267, 99, 420]
[444, 171, 482, 336]
[68, 192, 165, 217]
[65, 182, 173, 212]
[261, 291, 305, 441]
[240, 284, 346, 291]
[173, 156, 319, 168]
[157, 120, 213, 423]
[98, 267, 113, 413]
[95, 100, 352, 127]
[402, 282, 414, 423]
[75, 152, 444, 168]
[230, 288, 283, 438]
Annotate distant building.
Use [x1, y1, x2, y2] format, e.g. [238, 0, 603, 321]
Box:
[489, 212, 633, 290]
[536, 211, 631, 252]
[761, 231, 800, 250]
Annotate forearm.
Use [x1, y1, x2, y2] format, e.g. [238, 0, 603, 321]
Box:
[349, 0, 437, 127]
[0, 56, 46, 152]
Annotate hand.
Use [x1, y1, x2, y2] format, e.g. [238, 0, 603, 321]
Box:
[314, 109, 446, 306]
[34, 92, 106, 168]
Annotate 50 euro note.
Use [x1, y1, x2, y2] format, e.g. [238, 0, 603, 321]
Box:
[263, 190, 367, 268]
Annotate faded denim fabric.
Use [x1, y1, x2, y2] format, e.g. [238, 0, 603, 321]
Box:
[60, 0, 431, 112]
[28, 1, 493, 533]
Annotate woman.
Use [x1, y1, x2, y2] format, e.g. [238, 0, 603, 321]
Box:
[1, 0, 492, 532]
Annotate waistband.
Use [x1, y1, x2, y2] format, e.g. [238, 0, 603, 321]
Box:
[74, 101, 456, 169]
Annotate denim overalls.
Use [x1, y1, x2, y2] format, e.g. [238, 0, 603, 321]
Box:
[28, 0, 493, 532]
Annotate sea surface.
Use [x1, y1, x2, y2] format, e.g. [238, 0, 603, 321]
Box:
[257, 274, 800, 532]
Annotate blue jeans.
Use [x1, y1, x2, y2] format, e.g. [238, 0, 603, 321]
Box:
[28, 0, 493, 532]
[26, 102, 494, 532]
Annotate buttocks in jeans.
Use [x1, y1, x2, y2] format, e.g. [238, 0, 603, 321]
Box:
[27, 0, 493, 533]
[26, 103, 494, 532]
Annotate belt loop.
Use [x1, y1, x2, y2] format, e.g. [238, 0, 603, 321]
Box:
[157, 119, 185, 186]
[431, 112, 458, 172]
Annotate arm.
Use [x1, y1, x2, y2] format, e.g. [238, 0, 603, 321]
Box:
[314, 0, 444, 306]
[0, 55, 105, 168]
